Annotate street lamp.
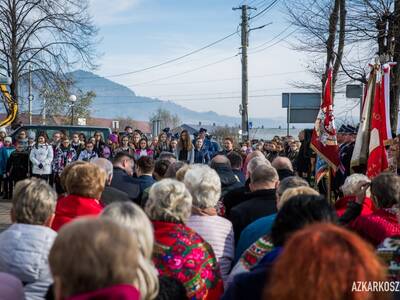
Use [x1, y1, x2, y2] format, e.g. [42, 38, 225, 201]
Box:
[69, 94, 77, 125]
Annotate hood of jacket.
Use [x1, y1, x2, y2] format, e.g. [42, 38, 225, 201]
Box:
[0, 223, 56, 296]
[66, 284, 140, 300]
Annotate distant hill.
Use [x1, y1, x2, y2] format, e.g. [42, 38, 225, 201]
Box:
[53, 70, 287, 127]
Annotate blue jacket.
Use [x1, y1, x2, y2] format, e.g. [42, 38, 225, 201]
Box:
[0, 146, 15, 175]
[194, 148, 210, 164]
[235, 214, 276, 262]
[133, 175, 156, 195]
[222, 247, 282, 300]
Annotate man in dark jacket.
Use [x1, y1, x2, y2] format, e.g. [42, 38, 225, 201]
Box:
[227, 151, 245, 184]
[91, 157, 131, 206]
[132, 156, 156, 203]
[271, 156, 295, 181]
[210, 155, 243, 198]
[110, 152, 140, 204]
[229, 164, 279, 243]
[223, 155, 269, 217]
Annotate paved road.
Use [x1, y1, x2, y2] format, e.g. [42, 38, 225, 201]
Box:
[0, 200, 11, 232]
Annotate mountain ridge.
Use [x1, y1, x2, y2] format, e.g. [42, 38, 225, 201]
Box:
[69, 70, 286, 127]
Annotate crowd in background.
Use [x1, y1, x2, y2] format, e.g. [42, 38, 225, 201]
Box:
[0, 124, 398, 300]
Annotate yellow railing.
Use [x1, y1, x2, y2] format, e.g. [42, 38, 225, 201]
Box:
[0, 84, 18, 127]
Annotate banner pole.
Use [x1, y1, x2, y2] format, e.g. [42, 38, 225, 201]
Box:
[327, 166, 332, 204]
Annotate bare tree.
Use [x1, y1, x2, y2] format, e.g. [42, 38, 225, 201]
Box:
[39, 80, 95, 120]
[286, 0, 400, 133]
[0, 0, 98, 115]
[286, 0, 347, 93]
[149, 108, 181, 130]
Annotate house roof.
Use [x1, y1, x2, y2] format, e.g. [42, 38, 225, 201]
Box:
[1, 113, 151, 133]
[171, 123, 219, 135]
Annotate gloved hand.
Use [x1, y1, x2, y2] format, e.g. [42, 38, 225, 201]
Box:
[38, 163, 43, 169]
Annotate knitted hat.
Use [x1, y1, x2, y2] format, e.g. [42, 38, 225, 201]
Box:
[28, 131, 36, 140]
[4, 137, 12, 143]
[109, 134, 119, 144]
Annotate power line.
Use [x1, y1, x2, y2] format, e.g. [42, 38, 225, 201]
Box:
[91, 86, 293, 99]
[94, 93, 282, 105]
[75, 31, 239, 80]
[250, 24, 293, 50]
[128, 54, 239, 86]
[71, 70, 306, 89]
[249, 28, 297, 54]
[249, 0, 279, 20]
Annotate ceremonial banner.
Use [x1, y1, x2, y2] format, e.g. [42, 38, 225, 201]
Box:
[311, 67, 340, 170]
[351, 68, 376, 172]
[382, 63, 393, 142]
[367, 69, 389, 178]
[315, 155, 328, 184]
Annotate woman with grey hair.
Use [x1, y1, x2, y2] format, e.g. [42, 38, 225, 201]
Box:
[101, 202, 158, 300]
[145, 179, 223, 300]
[185, 165, 234, 283]
[335, 173, 375, 218]
[0, 178, 57, 300]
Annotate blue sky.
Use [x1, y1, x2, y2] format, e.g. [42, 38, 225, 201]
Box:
[87, 0, 358, 122]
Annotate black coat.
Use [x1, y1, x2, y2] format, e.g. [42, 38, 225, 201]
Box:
[296, 129, 314, 174]
[6, 151, 30, 181]
[110, 167, 141, 204]
[213, 164, 244, 198]
[223, 178, 251, 217]
[229, 189, 277, 243]
[100, 185, 131, 207]
[277, 168, 295, 181]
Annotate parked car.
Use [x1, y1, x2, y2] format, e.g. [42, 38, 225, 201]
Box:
[10, 125, 111, 141]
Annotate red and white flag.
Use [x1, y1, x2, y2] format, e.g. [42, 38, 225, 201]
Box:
[366, 65, 391, 178]
[311, 67, 340, 170]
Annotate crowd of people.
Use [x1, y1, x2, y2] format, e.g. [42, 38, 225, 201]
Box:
[0, 124, 398, 300]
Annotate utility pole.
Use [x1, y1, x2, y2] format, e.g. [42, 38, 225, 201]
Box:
[233, 5, 266, 142]
[28, 64, 33, 125]
[233, 5, 250, 142]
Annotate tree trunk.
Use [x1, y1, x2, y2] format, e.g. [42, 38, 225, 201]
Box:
[391, 0, 400, 135]
[332, 0, 346, 91]
[9, 0, 19, 124]
[323, 0, 340, 92]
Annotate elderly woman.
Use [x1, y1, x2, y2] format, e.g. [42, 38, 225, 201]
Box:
[51, 162, 105, 231]
[49, 218, 140, 300]
[341, 172, 400, 246]
[335, 173, 375, 219]
[101, 202, 158, 300]
[184, 165, 234, 283]
[0, 178, 57, 299]
[145, 179, 223, 300]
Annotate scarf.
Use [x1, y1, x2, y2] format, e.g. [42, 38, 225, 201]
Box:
[152, 221, 223, 300]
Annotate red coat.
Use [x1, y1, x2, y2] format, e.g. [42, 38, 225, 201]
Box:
[51, 194, 103, 232]
[351, 208, 400, 246]
[66, 284, 140, 300]
[335, 195, 376, 218]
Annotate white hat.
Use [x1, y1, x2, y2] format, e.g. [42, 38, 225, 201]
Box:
[0, 127, 7, 134]
[4, 137, 12, 143]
